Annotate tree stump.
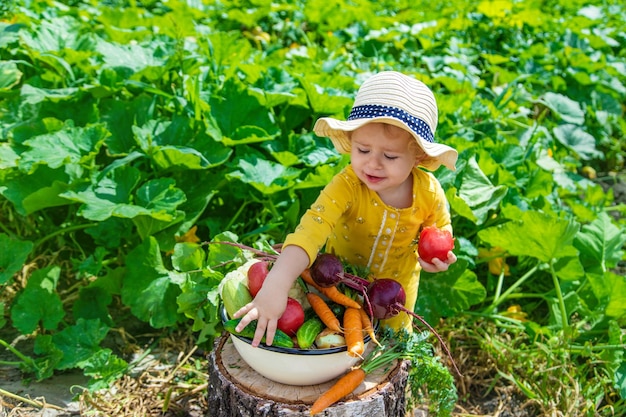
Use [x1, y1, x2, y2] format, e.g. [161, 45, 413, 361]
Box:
[207, 334, 413, 417]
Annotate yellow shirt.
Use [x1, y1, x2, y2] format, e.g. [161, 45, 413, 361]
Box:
[283, 165, 452, 330]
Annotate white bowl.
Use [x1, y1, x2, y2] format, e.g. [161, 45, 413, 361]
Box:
[221, 306, 372, 386]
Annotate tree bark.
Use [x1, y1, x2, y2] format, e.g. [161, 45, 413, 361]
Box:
[207, 334, 415, 417]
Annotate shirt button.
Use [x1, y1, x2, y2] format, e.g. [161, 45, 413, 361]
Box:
[385, 228, 391, 234]
[390, 213, 396, 219]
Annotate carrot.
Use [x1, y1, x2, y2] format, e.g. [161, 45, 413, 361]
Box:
[306, 292, 342, 333]
[301, 269, 362, 310]
[311, 330, 421, 415]
[359, 308, 381, 347]
[343, 307, 365, 358]
[309, 368, 366, 415]
[300, 268, 324, 290]
[319, 285, 362, 310]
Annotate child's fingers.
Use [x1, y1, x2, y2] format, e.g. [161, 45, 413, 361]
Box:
[419, 255, 452, 272]
[447, 250, 457, 264]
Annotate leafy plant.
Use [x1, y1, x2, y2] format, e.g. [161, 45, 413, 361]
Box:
[0, 0, 624, 415]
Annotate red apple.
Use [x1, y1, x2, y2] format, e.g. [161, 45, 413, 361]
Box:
[418, 226, 455, 263]
[247, 261, 270, 297]
[277, 297, 305, 336]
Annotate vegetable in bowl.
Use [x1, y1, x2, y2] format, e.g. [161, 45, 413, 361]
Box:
[219, 304, 376, 385]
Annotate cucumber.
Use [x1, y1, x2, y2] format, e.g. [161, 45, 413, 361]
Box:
[296, 317, 324, 349]
[224, 318, 294, 348]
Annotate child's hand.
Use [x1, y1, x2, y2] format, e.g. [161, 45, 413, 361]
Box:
[418, 250, 457, 273]
[232, 285, 287, 348]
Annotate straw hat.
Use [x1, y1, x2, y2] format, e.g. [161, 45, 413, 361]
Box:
[313, 71, 458, 171]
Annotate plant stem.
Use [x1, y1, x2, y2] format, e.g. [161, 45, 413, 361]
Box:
[493, 267, 506, 304]
[224, 201, 248, 232]
[33, 223, 98, 249]
[0, 360, 23, 366]
[550, 260, 569, 332]
[565, 344, 626, 353]
[488, 261, 540, 311]
[0, 219, 16, 238]
[0, 387, 64, 410]
[604, 203, 626, 213]
[0, 338, 35, 367]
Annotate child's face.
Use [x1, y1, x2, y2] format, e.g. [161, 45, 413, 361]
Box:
[350, 123, 424, 195]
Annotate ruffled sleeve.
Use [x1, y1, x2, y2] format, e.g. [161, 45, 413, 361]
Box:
[283, 168, 356, 266]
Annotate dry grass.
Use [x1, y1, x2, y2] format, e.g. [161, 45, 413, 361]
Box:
[437, 315, 624, 417]
[78, 331, 208, 417]
[2, 317, 623, 417]
[0, 330, 208, 417]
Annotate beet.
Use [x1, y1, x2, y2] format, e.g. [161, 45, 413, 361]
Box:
[310, 253, 343, 287]
[310, 253, 369, 291]
[365, 278, 461, 376]
[367, 279, 406, 319]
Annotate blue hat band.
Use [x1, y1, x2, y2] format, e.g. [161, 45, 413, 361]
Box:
[348, 104, 435, 143]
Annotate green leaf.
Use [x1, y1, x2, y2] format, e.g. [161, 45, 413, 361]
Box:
[10, 266, 64, 334]
[587, 271, 626, 319]
[20, 84, 79, 105]
[478, 211, 580, 263]
[540, 92, 585, 125]
[203, 32, 253, 78]
[180, 265, 222, 346]
[52, 319, 110, 370]
[552, 256, 585, 281]
[209, 77, 280, 141]
[172, 242, 206, 272]
[73, 286, 113, 326]
[62, 169, 186, 225]
[525, 168, 555, 199]
[133, 210, 185, 240]
[151, 145, 230, 170]
[415, 260, 486, 323]
[446, 187, 478, 223]
[206, 232, 247, 267]
[574, 212, 626, 273]
[222, 125, 277, 146]
[0, 61, 22, 90]
[298, 75, 354, 114]
[32, 335, 63, 381]
[1, 165, 74, 215]
[85, 219, 134, 249]
[295, 163, 346, 190]
[0, 233, 33, 285]
[132, 117, 232, 168]
[248, 68, 300, 108]
[552, 124, 603, 160]
[121, 237, 183, 328]
[226, 156, 301, 194]
[96, 38, 167, 73]
[0, 23, 21, 49]
[19, 124, 108, 172]
[101, 96, 154, 155]
[134, 178, 187, 220]
[0, 143, 19, 169]
[61, 166, 140, 221]
[20, 15, 85, 53]
[458, 156, 508, 224]
[79, 348, 128, 391]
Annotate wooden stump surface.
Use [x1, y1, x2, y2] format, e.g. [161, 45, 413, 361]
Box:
[207, 334, 411, 417]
